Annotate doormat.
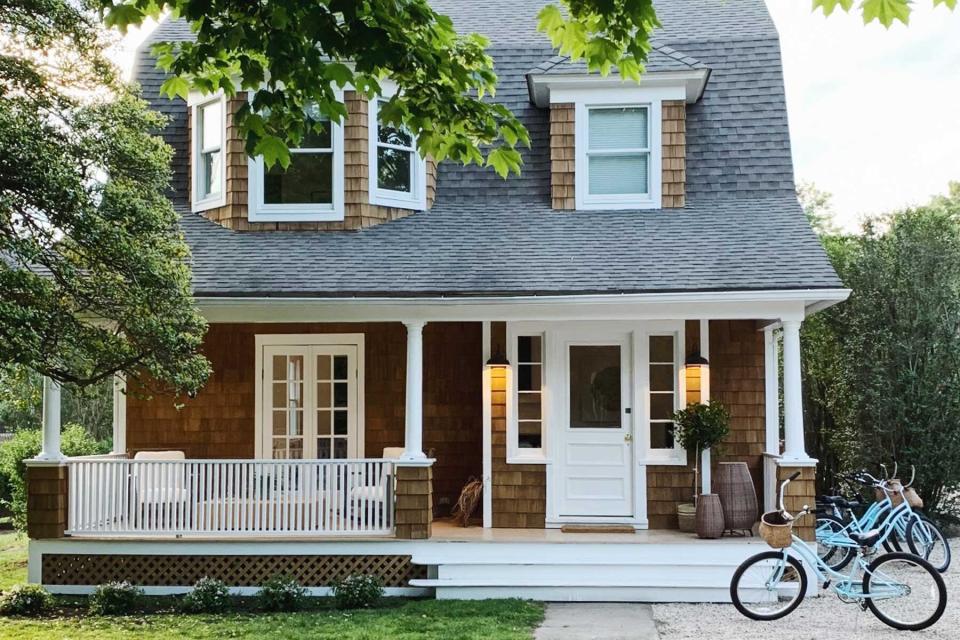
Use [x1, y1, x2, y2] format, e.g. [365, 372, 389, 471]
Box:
[560, 524, 636, 534]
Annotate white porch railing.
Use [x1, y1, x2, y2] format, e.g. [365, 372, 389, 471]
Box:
[66, 458, 395, 537]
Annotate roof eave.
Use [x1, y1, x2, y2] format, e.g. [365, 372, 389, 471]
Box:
[527, 68, 711, 107]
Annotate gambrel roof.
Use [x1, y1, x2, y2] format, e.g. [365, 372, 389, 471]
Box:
[134, 0, 842, 298]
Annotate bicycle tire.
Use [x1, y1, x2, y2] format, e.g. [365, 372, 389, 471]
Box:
[906, 514, 952, 573]
[816, 514, 855, 571]
[730, 551, 807, 621]
[864, 552, 946, 631]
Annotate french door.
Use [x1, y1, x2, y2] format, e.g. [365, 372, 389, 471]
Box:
[261, 344, 359, 460]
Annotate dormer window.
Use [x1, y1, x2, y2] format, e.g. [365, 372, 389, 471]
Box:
[369, 98, 427, 210]
[575, 100, 661, 210]
[249, 103, 345, 222]
[190, 94, 227, 212]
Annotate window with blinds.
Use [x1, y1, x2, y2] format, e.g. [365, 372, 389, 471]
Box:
[586, 106, 650, 197]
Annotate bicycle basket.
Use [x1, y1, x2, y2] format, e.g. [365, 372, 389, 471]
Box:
[759, 511, 793, 548]
[877, 480, 924, 508]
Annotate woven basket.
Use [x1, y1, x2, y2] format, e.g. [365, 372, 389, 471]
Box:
[876, 480, 924, 508]
[716, 462, 758, 531]
[677, 503, 696, 532]
[759, 511, 794, 548]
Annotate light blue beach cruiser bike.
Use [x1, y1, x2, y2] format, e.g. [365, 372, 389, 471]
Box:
[730, 471, 947, 631]
[816, 466, 951, 574]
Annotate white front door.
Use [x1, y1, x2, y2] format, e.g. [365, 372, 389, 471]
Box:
[556, 332, 634, 518]
[261, 344, 360, 460]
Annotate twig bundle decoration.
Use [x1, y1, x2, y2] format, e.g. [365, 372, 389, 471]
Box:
[451, 477, 483, 527]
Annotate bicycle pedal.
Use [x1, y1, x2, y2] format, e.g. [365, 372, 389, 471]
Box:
[822, 580, 831, 590]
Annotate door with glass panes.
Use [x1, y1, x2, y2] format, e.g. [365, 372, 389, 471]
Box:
[262, 345, 359, 459]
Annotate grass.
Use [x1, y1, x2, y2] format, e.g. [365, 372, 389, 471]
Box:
[0, 533, 544, 639]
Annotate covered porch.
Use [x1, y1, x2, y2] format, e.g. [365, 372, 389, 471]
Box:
[26, 290, 843, 547]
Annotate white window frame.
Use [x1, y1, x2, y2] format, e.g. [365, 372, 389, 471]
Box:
[640, 322, 687, 465]
[189, 92, 227, 213]
[554, 86, 677, 211]
[506, 322, 549, 464]
[253, 333, 365, 460]
[248, 92, 345, 222]
[368, 96, 427, 210]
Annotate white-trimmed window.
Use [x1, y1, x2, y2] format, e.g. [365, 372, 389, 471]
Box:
[369, 98, 427, 210]
[507, 330, 547, 463]
[190, 94, 227, 212]
[646, 331, 685, 464]
[573, 96, 662, 210]
[249, 103, 345, 222]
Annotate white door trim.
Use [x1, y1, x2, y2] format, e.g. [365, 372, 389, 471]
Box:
[254, 333, 366, 459]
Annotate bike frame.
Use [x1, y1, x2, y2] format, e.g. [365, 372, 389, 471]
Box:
[817, 482, 931, 550]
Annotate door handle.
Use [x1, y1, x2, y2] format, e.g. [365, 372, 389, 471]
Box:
[624, 433, 633, 443]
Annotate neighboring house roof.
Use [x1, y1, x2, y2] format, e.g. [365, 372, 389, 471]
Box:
[133, 0, 843, 298]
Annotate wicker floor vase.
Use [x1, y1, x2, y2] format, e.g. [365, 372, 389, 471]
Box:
[695, 494, 725, 539]
[716, 461, 758, 534]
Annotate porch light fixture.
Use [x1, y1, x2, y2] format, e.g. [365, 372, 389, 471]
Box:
[685, 352, 709, 368]
[484, 349, 510, 369]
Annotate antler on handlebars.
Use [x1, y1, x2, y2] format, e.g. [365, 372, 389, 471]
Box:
[904, 465, 916, 488]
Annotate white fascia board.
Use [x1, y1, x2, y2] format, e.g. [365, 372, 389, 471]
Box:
[195, 288, 850, 324]
[528, 69, 710, 107]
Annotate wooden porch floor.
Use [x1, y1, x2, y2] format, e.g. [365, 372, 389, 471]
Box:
[429, 519, 764, 545]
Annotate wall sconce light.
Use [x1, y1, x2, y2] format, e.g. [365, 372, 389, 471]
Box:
[685, 352, 709, 369]
[484, 349, 510, 370]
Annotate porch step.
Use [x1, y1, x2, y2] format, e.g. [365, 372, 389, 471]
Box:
[409, 541, 764, 603]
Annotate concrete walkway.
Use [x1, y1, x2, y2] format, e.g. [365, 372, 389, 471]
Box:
[534, 603, 660, 640]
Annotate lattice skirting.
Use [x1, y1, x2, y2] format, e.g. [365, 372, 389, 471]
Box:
[42, 553, 426, 588]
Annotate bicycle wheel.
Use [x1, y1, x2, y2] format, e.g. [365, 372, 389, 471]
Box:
[906, 514, 952, 573]
[730, 551, 807, 621]
[816, 514, 855, 571]
[864, 552, 946, 631]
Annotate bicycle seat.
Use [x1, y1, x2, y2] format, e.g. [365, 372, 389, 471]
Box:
[849, 529, 882, 548]
[819, 495, 862, 510]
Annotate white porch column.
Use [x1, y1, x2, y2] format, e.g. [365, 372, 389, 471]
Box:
[763, 327, 780, 456]
[402, 320, 427, 460]
[481, 321, 493, 528]
[699, 319, 711, 495]
[36, 376, 64, 461]
[780, 319, 810, 462]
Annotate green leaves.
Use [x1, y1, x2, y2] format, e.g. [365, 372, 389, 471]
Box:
[254, 134, 291, 169]
[812, 0, 856, 17]
[159, 76, 190, 100]
[486, 147, 523, 179]
[861, 0, 912, 26]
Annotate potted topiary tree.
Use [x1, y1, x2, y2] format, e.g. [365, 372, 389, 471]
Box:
[672, 402, 730, 537]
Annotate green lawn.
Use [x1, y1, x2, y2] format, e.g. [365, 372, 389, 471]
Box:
[0, 533, 544, 639]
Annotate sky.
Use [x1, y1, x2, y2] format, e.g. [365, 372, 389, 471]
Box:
[112, 3, 960, 232]
[766, 0, 960, 230]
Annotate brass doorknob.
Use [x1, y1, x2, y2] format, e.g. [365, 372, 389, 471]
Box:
[624, 433, 633, 443]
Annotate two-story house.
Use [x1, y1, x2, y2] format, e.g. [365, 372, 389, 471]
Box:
[25, 0, 847, 602]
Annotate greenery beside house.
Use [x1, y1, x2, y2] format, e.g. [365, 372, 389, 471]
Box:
[800, 182, 960, 521]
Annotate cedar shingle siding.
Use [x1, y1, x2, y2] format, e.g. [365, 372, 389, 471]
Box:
[125, 322, 481, 514]
[191, 91, 436, 231]
[661, 100, 686, 208]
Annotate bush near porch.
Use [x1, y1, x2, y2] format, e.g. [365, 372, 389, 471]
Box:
[0, 533, 544, 639]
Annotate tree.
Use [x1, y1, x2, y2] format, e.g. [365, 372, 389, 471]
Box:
[95, 0, 956, 177]
[1, 1, 210, 395]
[799, 183, 960, 518]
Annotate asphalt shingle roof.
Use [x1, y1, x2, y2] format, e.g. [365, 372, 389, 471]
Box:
[134, 0, 843, 298]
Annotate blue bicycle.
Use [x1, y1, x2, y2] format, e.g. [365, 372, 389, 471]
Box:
[731, 471, 947, 631]
[816, 467, 951, 573]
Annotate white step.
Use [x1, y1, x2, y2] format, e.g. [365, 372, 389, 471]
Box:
[434, 562, 738, 586]
[424, 584, 739, 602]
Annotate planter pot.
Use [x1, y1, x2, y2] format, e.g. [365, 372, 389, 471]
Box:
[695, 494, 725, 539]
[677, 502, 696, 532]
[716, 461, 758, 534]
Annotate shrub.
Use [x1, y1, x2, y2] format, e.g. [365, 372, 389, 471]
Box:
[180, 577, 231, 613]
[256, 575, 308, 612]
[88, 581, 143, 616]
[332, 574, 383, 609]
[0, 584, 54, 616]
[0, 424, 107, 531]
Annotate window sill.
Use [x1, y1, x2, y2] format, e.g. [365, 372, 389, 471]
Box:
[192, 194, 227, 213]
[248, 209, 345, 223]
[577, 197, 660, 211]
[371, 190, 426, 211]
[638, 455, 688, 467]
[506, 452, 549, 465]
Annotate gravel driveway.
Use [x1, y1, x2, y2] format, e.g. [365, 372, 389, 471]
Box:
[653, 539, 958, 639]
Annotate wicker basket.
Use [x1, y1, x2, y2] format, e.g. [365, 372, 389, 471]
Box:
[759, 511, 794, 548]
[677, 503, 696, 532]
[876, 480, 924, 508]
